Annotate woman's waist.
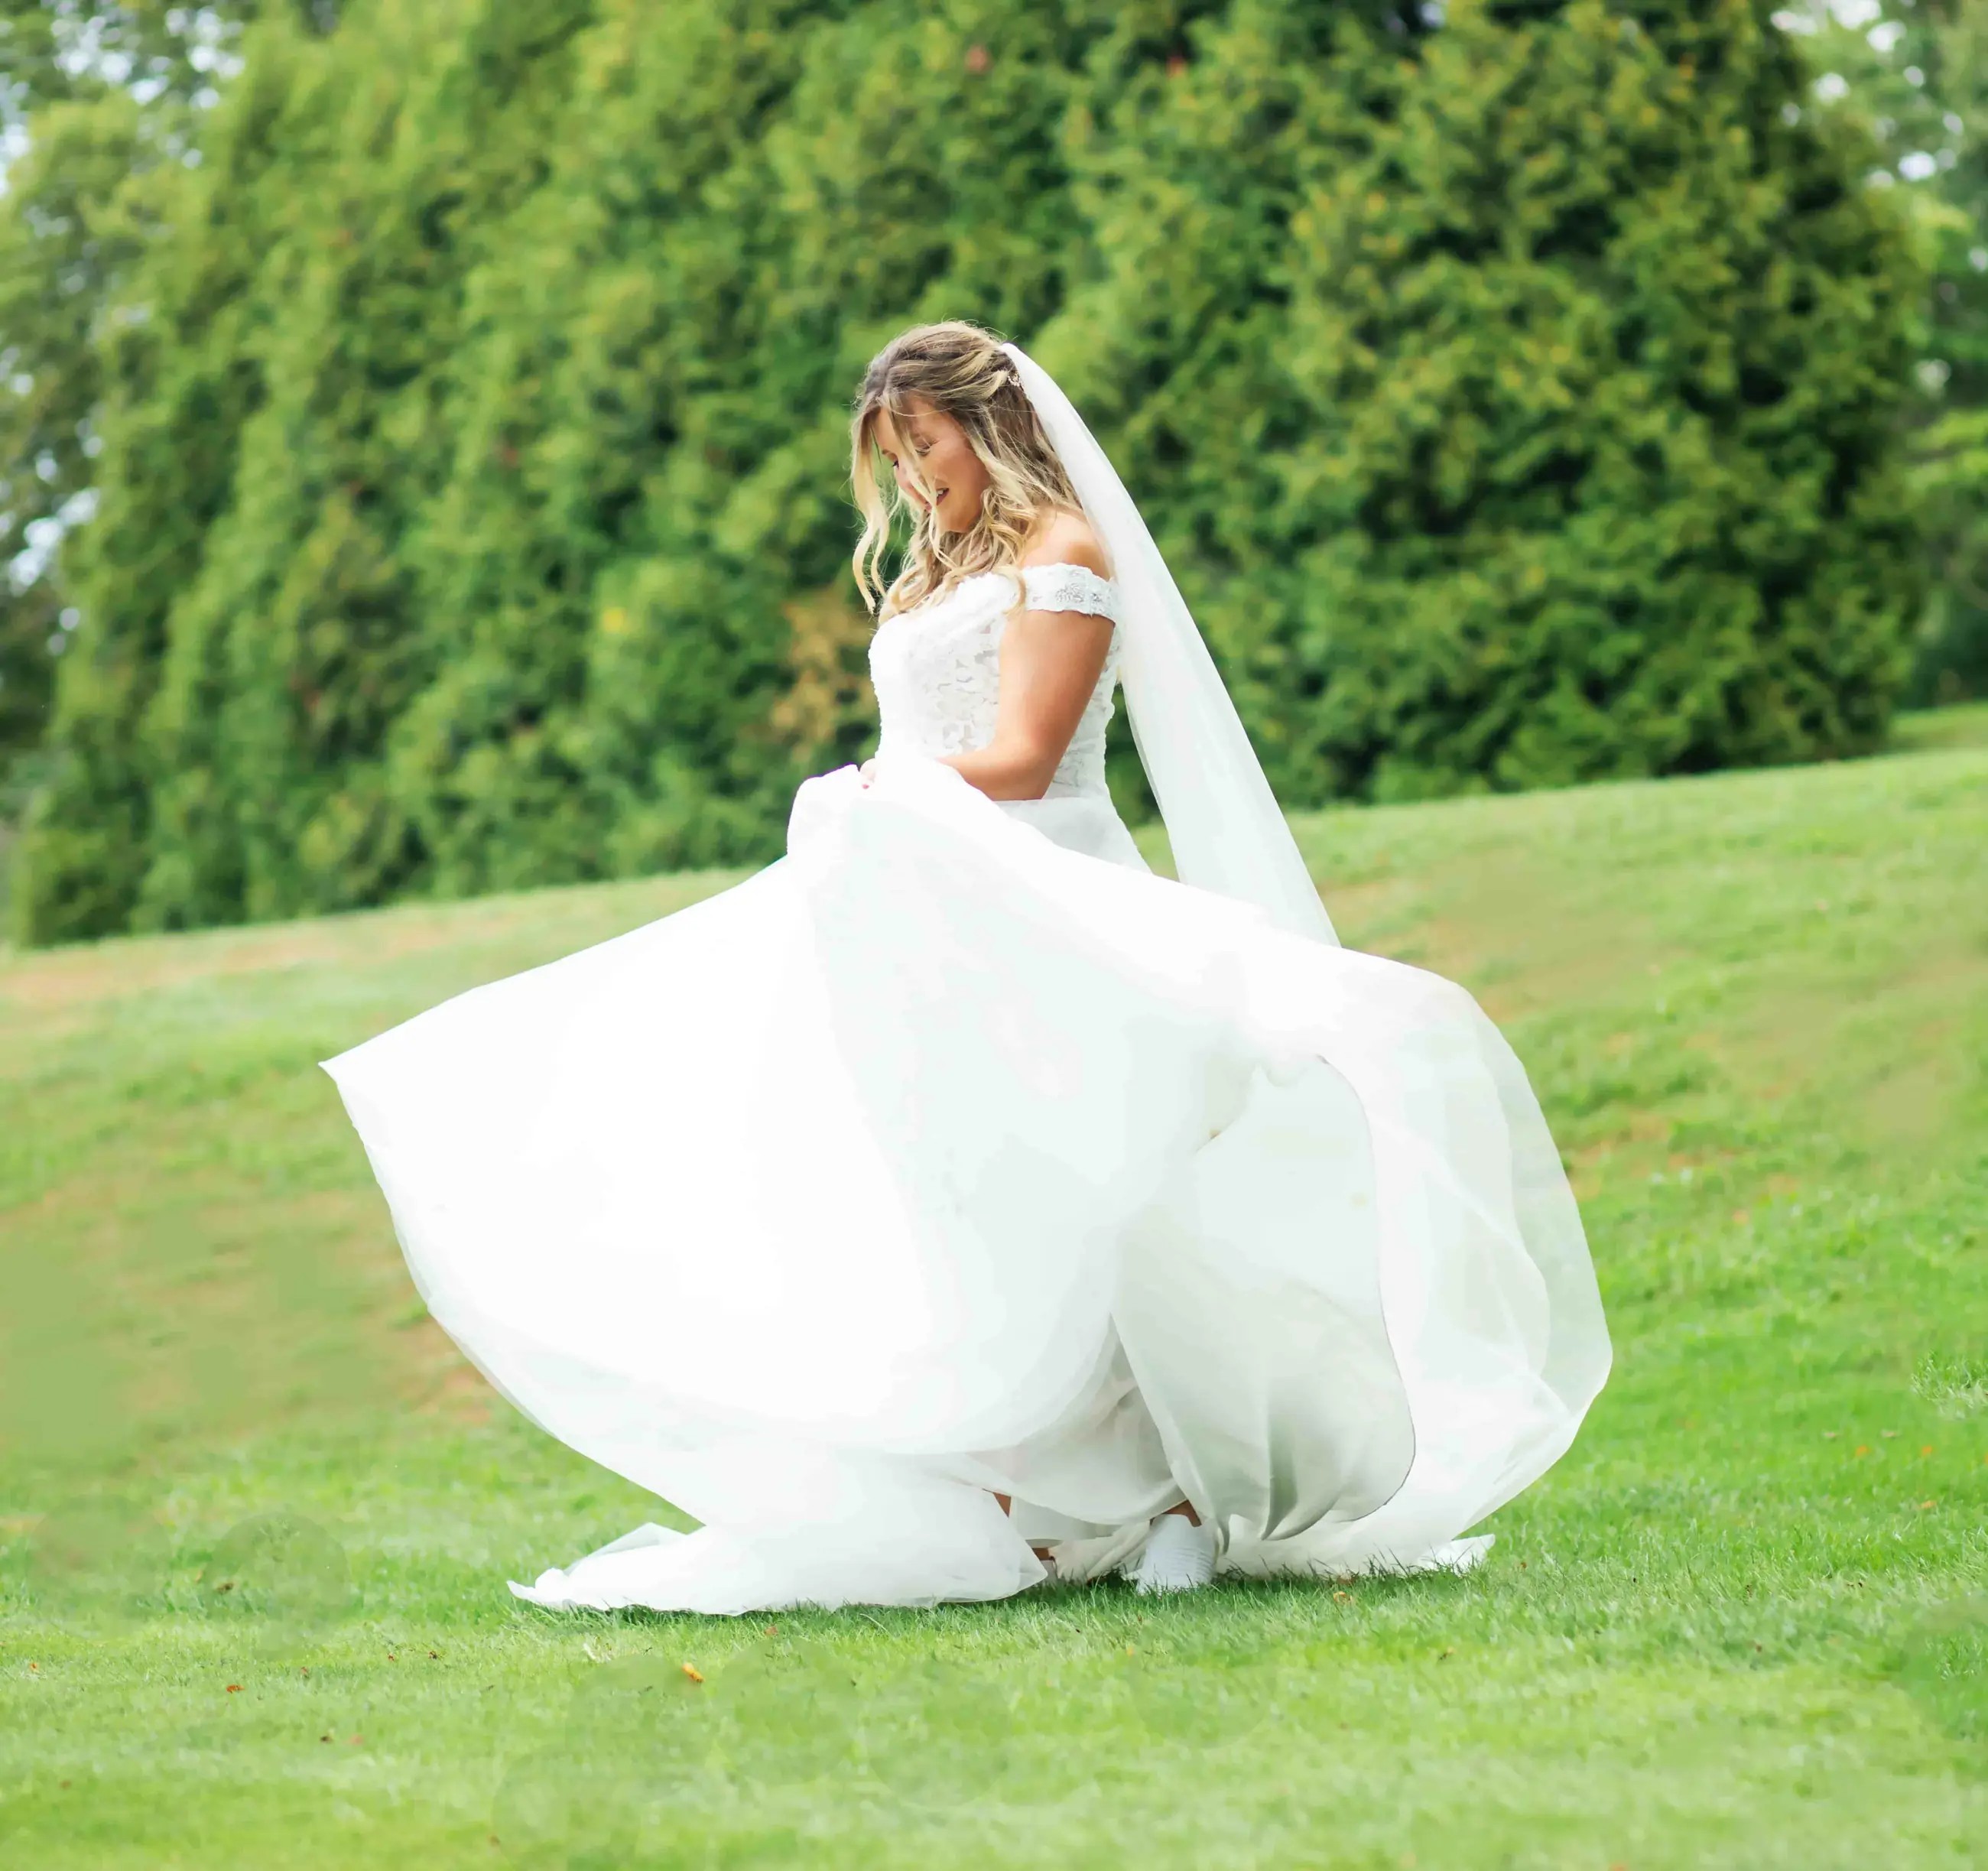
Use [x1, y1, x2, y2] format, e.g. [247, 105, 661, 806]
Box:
[996, 793, 1149, 872]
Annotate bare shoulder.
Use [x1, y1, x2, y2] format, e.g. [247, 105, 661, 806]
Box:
[1018, 510, 1109, 579]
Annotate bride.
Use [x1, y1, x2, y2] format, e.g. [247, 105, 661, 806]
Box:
[324, 321, 1610, 1613]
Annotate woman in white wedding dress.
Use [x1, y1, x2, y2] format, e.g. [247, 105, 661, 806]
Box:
[324, 321, 1610, 1614]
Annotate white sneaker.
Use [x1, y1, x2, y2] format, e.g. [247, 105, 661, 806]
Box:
[1130, 1512, 1215, 1595]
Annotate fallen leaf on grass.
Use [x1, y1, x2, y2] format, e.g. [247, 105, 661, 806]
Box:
[681, 1662, 704, 1684]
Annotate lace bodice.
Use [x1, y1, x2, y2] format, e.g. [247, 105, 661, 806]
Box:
[868, 563, 1123, 798]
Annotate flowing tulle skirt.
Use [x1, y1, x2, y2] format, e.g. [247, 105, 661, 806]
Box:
[323, 758, 1609, 1613]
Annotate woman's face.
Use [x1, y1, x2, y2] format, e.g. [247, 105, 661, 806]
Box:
[874, 396, 989, 535]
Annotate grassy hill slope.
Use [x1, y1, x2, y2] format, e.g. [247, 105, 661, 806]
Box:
[2, 728, 1985, 1868]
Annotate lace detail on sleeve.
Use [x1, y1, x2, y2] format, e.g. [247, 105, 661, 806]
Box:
[1020, 562, 1121, 625]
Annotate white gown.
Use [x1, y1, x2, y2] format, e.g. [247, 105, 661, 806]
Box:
[324, 560, 1610, 1613]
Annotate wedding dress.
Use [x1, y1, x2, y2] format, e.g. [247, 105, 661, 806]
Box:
[324, 349, 1610, 1615]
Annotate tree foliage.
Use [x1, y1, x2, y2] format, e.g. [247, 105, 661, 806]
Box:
[11, 0, 1927, 943]
[1782, 0, 1988, 703]
[1057, 0, 1925, 801]
[0, 2, 265, 794]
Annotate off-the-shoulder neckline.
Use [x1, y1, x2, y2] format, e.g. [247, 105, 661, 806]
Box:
[882, 562, 1119, 625]
[1015, 560, 1116, 583]
[930, 562, 1116, 587]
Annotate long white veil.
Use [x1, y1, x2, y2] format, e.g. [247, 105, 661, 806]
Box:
[1000, 342, 1338, 947]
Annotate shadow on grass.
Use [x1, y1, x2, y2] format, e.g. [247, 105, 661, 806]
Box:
[523, 1559, 1489, 1645]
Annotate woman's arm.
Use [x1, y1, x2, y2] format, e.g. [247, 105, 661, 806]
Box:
[943, 606, 1113, 801]
[943, 514, 1113, 801]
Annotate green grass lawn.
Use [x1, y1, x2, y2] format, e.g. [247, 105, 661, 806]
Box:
[2, 724, 1986, 1869]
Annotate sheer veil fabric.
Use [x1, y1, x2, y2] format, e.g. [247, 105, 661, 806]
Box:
[996, 343, 1336, 947]
[322, 344, 1610, 1614]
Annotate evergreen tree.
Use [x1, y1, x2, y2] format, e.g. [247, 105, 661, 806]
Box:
[0, 97, 141, 788]
[1899, 2, 1988, 703]
[13, 0, 1928, 943]
[8, 29, 304, 938]
[1779, 1, 1988, 701]
[1051, 0, 1924, 803]
[0, 2, 270, 789]
[131, 0, 595, 928]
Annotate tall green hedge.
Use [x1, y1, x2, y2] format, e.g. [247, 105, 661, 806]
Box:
[13, 0, 1925, 943]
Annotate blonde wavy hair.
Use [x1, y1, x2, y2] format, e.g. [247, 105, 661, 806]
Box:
[849, 320, 1084, 619]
